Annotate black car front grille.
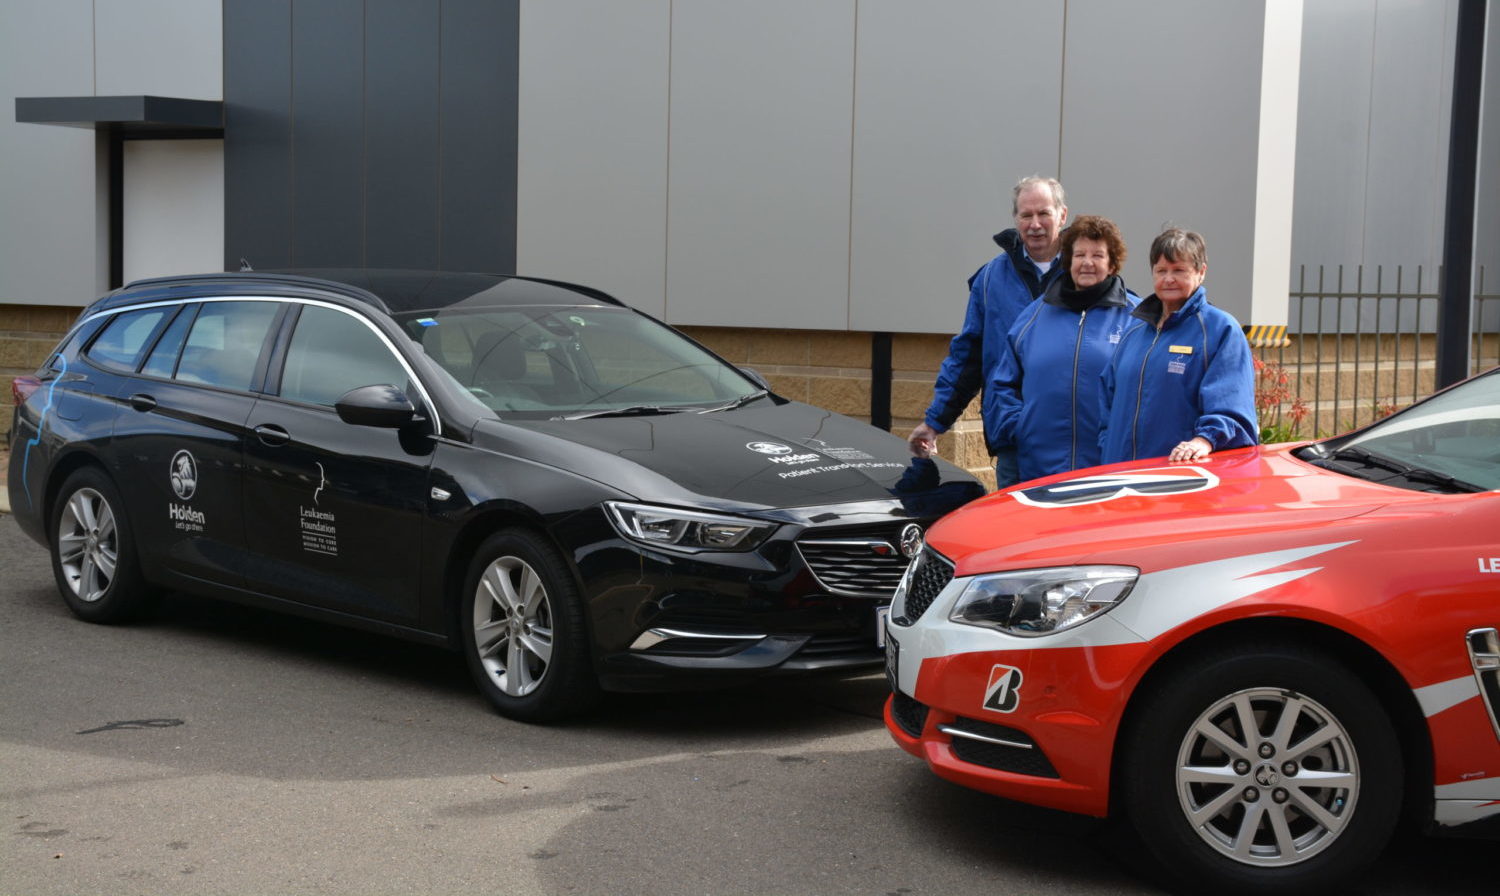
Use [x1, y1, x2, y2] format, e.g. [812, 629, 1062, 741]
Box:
[893, 547, 953, 625]
[795, 533, 912, 596]
[795, 632, 878, 660]
[942, 716, 1059, 778]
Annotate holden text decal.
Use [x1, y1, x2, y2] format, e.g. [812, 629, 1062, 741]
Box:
[168, 450, 205, 533]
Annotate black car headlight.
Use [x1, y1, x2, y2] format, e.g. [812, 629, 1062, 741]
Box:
[604, 501, 776, 552]
[949, 566, 1137, 636]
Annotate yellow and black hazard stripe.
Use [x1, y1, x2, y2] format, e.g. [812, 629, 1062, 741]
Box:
[1242, 324, 1290, 347]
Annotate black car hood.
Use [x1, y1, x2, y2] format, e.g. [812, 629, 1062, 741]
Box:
[473, 401, 983, 518]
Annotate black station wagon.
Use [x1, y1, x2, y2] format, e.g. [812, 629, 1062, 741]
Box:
[8, 270, 982, 720]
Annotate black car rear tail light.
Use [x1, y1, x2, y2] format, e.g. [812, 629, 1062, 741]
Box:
[11, 374, 42, 406]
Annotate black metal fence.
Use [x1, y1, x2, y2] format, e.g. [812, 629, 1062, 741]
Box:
[1257, 265, 1500, 439]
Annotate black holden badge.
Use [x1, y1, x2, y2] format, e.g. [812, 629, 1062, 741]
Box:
[6, 269, 984, 722]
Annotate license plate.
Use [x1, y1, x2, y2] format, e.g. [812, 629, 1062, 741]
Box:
[884, 629, 899, 691]
[875, 605, 890, 647]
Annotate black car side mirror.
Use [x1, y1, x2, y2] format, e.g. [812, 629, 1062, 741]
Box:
[335, 384, 420, 428]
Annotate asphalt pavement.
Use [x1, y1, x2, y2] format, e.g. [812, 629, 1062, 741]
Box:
[1, 509, 1493, 895]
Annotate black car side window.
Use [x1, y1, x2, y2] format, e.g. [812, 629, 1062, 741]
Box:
[279, 304, 411, 407]
[140, 304, 197, 379]
[85, 307, 173, 373]
[174, 301, 280, 391]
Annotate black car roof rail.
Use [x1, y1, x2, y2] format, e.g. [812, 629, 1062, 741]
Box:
[113, 272, 389, 311]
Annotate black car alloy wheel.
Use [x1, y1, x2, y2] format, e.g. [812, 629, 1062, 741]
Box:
[50, 467, 154, 623]
[460, 529, 596, 722]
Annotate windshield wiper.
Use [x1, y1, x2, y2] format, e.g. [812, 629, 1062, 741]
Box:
[1397, 467, 1487, 493]
[557, 405, 696, 421]
[700, 390, 770, 413]
[1321, 446, 1487, 493]
[1326, 446, 1409, 474]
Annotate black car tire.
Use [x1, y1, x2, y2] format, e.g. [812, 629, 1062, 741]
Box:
[50, 467, 155, 623]
[459, 529, 597, 722]
[1120, 644, 1401, 896]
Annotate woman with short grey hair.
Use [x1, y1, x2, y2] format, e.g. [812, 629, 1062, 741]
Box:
[1098, 227, 1258, 464]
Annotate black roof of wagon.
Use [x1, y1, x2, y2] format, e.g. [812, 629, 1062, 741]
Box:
[85, 269, 626, 319]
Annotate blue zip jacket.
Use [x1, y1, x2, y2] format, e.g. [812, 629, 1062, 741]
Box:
[987, 274, 1139, 481]
[1099, 286, 1258, 463]
[924, 229, 1063, 452]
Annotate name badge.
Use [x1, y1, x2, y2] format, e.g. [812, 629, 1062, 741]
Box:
[1169, 345, 1193, 354]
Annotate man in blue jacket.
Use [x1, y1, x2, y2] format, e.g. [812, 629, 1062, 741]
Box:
[909, 176, 1068, 488]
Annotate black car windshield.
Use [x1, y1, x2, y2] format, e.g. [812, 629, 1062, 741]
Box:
[399, 306, 762, 419]
[1311, 367, 1500, 491]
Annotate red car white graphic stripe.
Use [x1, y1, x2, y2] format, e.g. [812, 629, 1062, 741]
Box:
[1434, 779, 1500, 826]
[894, 542, 1361, 694]
[1414, 675, 1482, 717]
[1112, 541, 1357, 643]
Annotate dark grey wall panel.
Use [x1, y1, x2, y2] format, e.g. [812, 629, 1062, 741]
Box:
[224, 0, 518, 273]
[291, 0, 366, 266]
[224, 0, 293, 269]
[439, 0, 519, 273]
[365, 0, 440, 269]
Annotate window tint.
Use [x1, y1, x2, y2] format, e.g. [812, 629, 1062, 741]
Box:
[86, 308, 172, 373]
[400, 307, 755, 418]
[174, 301, 279, 391]
[279, 305, 410, 407]
[141, 305, 196, 379]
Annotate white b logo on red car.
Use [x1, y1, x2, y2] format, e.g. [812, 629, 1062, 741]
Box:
[1012, 466, 1218, 508]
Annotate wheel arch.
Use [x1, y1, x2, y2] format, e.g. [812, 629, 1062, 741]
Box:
[438, 504, 587, 643]
[43, 450, 120, 542]
[1109, 616, 1433, 826]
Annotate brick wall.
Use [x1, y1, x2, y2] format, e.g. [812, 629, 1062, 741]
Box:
[1, 305, 78, 440]
[680, 326, 995, 488]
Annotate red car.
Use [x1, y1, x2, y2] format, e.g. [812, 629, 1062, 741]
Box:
[885, 366, 1500, 894]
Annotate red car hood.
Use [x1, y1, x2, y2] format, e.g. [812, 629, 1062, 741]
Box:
[927, 445, 1410, 576]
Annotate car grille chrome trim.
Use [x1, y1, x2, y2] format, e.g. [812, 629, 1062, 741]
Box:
[629, 627, 765, 651]
[795, 536, 913, 597]
[937, 724, 1034, 750]
[892, 547, 954, 625]
[943, 716, 1061, 778]
[1466, 627, 1500, 742]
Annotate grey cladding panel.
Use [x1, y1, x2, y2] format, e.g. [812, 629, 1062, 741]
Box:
[224, 0, 293, 269]
[291, 0, 366, 266]
[366, 0, 440, 270]
[1059, 0, 1262, 319]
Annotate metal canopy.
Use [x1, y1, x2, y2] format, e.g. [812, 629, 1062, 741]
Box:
[15, 95, 223, 136]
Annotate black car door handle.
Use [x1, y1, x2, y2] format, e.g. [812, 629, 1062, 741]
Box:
[128, 393, 157, 412]
[253, 424, 291, 446]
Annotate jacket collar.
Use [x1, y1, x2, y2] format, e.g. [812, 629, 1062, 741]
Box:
[994, 228, 1061, 297]
[1131, 285, 1207, 330]
[1043, 273, 1131, 312]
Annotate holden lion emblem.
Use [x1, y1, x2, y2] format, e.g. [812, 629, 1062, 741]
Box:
[899, 524, 924, 559]
[746, 441, 793, 455]
[170, 450, 198, 500]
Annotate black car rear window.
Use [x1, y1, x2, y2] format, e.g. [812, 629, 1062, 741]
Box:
[85, 307, 174, 373]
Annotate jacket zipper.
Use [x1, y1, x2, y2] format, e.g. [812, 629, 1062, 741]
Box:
[1129, 325, 1164, 459]
[1070, 309, 1087, 469]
